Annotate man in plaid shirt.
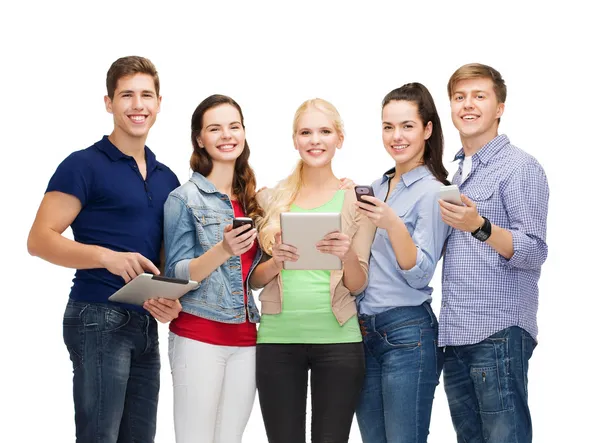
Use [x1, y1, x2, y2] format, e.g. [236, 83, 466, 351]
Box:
[438, 63, 549, 443]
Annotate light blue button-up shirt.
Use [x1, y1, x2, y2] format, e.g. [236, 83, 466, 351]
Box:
[357, 165, 451, 316]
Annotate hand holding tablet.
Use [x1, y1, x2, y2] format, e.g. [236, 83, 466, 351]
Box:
[279, 212, 343, 270]
[108, 273, 199, 306]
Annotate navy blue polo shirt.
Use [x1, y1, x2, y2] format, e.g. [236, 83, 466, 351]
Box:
[46, 136, 180, 311]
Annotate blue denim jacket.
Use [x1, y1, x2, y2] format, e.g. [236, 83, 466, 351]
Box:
[163, 172, 261, 324]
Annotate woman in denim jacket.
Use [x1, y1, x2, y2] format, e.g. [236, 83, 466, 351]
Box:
[163, 95, 263, 443]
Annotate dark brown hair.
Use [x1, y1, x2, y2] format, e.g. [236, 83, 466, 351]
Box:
[190, 95, 263, 220]
[106, 56, 160, 99]
[382, 83, 449, 185]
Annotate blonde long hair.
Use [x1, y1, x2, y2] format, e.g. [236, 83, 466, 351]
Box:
[256, 98, 344, 254]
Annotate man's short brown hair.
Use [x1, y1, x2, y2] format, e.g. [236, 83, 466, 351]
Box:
[106, 56, 159, 100]
[447, 63, 507, 104]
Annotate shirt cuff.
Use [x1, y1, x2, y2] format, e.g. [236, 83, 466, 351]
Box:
[498, 230, 532, 268]
[174, 259, 192, 280]
[396, 248, 431, 289]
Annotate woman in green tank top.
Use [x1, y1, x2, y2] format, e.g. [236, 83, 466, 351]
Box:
[250, 99, 375, 443]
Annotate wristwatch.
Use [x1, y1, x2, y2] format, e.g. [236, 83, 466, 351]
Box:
[471, 216, 491, 241]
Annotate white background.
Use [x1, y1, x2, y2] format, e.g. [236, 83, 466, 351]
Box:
[2, 1, 598, 442]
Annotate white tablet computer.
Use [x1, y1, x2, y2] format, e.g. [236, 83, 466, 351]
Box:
[280, 212, 342, 270]
[108, 273, 199, 306]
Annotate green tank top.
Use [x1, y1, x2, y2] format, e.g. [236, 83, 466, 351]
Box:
[257, 190, 362, 344]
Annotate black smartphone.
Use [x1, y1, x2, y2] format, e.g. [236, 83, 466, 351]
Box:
[355, 185, 376, 205]
[232, 217, 254, 236]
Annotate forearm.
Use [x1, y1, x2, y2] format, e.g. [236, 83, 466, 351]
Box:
[485, 222, 514, 259]
[28, 227, 109, 269]
[387, 218, 417, 270]
[188, 242, 231, 282]
[341, 249, 366, 293]
[249, 258, 281, 289]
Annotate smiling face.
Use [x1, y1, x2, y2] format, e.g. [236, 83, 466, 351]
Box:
[104, 73, 161, 140]
[293, 106, 343, 168]
[382, 100, 432, 174]
[450, 77, 505, 150]
[197, 104, 245, 165]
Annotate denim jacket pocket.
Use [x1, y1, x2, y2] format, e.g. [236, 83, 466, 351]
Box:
[191, 209, 225, 248]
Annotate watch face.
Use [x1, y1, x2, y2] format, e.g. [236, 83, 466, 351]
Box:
[474, 230, 490, 241]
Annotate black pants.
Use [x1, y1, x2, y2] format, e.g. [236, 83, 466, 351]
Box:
[256, 342, 365, 443]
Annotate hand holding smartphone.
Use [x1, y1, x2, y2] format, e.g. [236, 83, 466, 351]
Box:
[232, 217, 254, 236]
[438, 185, 463, 205]
[355, 185, 376, 205]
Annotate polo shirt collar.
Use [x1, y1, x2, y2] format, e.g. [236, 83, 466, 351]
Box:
[96, 135, 159, 171]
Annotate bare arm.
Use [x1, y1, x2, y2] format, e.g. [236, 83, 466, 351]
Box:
[356, 196, 417, 270]
[341, 249, 365, 293]
[249, 257, 283, 289]
[249, 231, 298, 289]
[28, 191, 105, 268]
[27, 191, 159, 281]
[386, 218, 418, 269]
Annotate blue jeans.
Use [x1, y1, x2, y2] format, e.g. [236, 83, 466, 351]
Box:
[443, 326, 536, 443]
[356, 303, 443, 443]
[63, 300, 161, 443]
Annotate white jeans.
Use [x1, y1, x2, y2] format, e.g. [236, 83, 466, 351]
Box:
[168, 332, 257, 443]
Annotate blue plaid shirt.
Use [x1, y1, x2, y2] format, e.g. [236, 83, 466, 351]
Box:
[439, 135, 549, 346]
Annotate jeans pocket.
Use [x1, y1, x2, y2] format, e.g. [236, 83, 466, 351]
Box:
[102, 308, 130, 333]
[470, 338, 512, 413]
[382, 324, 421, 348]
[63, 303, 86, 371]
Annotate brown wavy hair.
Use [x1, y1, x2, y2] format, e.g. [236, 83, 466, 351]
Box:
[382, 83, 450, 185]
[190, 95, 263, 221]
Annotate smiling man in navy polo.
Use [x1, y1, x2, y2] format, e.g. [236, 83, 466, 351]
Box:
[27, 56, 181, 443]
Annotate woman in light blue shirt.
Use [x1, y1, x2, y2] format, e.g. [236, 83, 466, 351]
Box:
[354, 83, 451, 443]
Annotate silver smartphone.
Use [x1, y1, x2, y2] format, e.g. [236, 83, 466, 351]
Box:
[438, 184, 463, 205]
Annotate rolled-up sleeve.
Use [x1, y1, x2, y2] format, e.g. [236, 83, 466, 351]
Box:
[163, 194, 195, 280]
[397, 188, 451, 289]
[499, 162, 549, 270]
